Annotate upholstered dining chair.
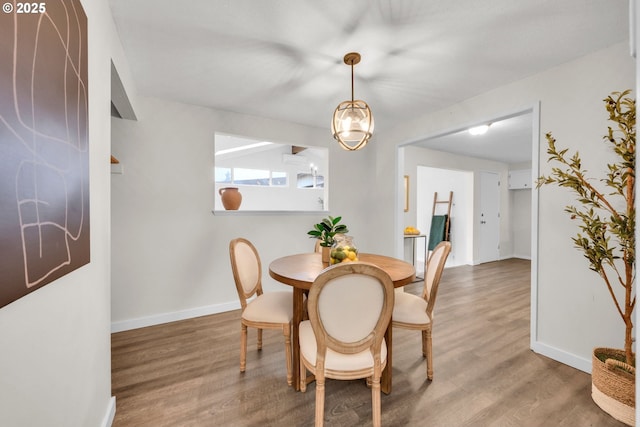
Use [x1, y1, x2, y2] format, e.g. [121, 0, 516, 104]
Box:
[392, 240, 451, 380]
[299, 262, 394, 427]
[229, 237, 293, 385]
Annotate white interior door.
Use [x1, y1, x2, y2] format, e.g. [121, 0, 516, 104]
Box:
[479, 171, 500, 263]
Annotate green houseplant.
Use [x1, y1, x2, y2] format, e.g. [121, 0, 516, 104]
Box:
[307, 215, 349, 247]
[537, 90, 635, 425]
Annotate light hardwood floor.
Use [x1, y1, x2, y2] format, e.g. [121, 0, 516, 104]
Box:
[111, 259, 625, 426]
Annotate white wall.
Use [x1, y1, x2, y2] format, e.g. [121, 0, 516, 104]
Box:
[375, 42, 635, 372]
[414, 166, 473, 267]
[510, 188, 532, 259]
[508, 161, 533, 259]
[111, 96, 375, 329]
[0, 0, 117, 425]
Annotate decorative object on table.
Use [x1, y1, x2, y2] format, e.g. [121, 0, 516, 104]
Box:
[307, 215, 349, 264]
[299, 262, 394, 427]
[219, 187, 242, 210]
[0, 0, 89, 309]
[331, 52, 374, 151]
[229, 238, 293, 386]
[404, 226, 420, 235]
[330, 234, 358, 265]
[392, 241, 451, 380]
[537, 90, 635, 426]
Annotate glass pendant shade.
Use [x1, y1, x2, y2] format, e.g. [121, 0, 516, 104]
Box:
[331, 52, 374, 151]
[331, 100, 374, 151]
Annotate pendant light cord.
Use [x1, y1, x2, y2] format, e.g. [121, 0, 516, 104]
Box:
[351, 61, 355, 102]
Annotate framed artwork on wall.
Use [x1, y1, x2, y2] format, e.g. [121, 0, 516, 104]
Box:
[0, 0, 89, 308]
[404, 175, 409, 212]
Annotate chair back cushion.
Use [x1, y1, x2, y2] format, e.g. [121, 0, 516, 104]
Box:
[308, 262, 394, 356]
[229, 238, 262, 304]
[318, 274, 384, 343]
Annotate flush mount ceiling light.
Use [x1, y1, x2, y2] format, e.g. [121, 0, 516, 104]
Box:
[468, 124, 490, 136]
[331, 52, 374, 151]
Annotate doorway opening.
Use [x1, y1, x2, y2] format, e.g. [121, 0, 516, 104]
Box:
[396, 103, 540, 348]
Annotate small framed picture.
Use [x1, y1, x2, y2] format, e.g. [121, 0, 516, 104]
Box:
[404, 175, 409, 212]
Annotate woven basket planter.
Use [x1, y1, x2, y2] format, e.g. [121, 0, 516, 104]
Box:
[592, 347, 635, 426]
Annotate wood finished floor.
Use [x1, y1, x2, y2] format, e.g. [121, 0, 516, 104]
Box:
[111, 259, 625, 426]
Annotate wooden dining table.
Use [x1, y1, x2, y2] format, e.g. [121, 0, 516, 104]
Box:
[268, 252, 416, 394]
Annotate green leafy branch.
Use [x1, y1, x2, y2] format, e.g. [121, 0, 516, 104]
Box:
[307, 216, 349, 247]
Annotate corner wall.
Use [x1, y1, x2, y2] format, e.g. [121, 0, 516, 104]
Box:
[0, 0, 116, 425]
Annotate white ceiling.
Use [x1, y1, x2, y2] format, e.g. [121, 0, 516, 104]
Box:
[414, 112, 534, 164]
[109, 0, 629, 162]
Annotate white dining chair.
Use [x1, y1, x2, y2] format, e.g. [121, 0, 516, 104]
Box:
[392, 240, 451, 380]
[299, 262, 394, 427]
[229, 237, 293, 385]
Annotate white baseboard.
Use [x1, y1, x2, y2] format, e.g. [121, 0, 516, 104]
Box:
[531, 340, 591, 373]
[101, 396, 116, 427]
[472, 255, 531, 265]
[111, 301, 241, 333]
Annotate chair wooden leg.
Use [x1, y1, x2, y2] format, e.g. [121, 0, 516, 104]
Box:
[371, 374, 381, 427]
[257, 328, 263, 350]
[300, 359, 307, 392]
[298, 354, 307, 393]
[425, 327, 433, 380]
[283, 324, 292, 386]
[315, 374, 325, 427]
[240, 323, 248, 373]
[421, 329, 427, 357]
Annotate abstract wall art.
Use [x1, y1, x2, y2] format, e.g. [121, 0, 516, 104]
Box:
[0, 0, 89, 308]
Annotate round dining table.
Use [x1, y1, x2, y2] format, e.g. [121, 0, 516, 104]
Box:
[269, 252, 416, 394]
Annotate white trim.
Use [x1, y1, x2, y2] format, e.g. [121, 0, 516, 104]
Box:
[395, 102, 544, 362]
[531, 340, 591, 373]
[101, 396, 116, 427]
[111, 301, 241, 333]
[213, 210, 327, 216]
[530, 101, 541, 356]
[395, 147, 406, 258]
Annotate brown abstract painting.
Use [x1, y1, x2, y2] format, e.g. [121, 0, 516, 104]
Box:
[0, 1, 89, 308]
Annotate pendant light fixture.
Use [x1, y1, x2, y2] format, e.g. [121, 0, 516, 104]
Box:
[331, 52, 374, 151]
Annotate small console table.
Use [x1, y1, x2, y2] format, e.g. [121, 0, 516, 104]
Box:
[404, 234, 427, 281]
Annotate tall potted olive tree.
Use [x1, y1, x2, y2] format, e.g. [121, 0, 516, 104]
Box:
[537, 90, 635, 425]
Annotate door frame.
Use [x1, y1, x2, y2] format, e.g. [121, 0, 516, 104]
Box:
[395, 102, 540, 352]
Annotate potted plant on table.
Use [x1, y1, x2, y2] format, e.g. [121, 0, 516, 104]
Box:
[537, 90, 635, 425]
[307, 215, 349, 264]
